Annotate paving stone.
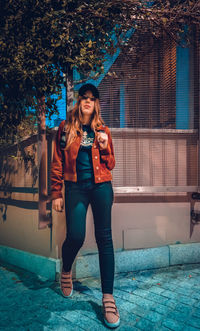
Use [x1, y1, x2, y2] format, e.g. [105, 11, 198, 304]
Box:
[153, 326, 172, 331]
[131, 288, 149, 298]
[114, 288, 155, 311]
[147, 285, 165, 295]
[175, 286, 194, 296]
[0, 328, 27, 331]
[131, 304, 149, 317]
[111, 297, 137, 313]
[144, 291, 170, 305]
[192, 308, 200, 318]
[150, 303, 172, 315]
[178, 295, 197, 306]
[158, 283, 177, 292]
[161, 318, 185, 330]
[117, 326, 139, 331]
[26, 322, 52, 331]
[143, 310, 163, 323]
[130, 295, 157, 310]
[166, 309, 190, 322]
[114, 287, 137, 300]
[194, 300, 200, 309]
[1, 260, 200, 330]
[117, 311, 139, 328]
[135, 317, 155, 330]
[165, 299, 179, 309]
[190, 291, 200, 300]
[178, 280, 197, 288]
[182, 326, 200, 331]
[160, 289, 179, 300]
[185, 316, 200, 329]
[174, 303, 194, 315]
[43, 312, 85, 330]
[59, 310, 107, 330]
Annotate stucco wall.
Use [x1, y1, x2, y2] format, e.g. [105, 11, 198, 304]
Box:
[53, 199, 200, 260]
[0, 135, 57, 259]
[0, 131, 200, 260]
[0, 202, 55, 258]
[1, 195, 200, 261]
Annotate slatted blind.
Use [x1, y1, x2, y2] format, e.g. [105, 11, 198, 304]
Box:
[99, 34, 177, 129]
[98, 32, 199, 192]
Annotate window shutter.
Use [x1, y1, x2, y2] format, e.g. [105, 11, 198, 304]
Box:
[98, 32, 199, 192]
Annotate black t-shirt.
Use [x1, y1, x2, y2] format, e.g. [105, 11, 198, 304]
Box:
[76, 124, 95, 181]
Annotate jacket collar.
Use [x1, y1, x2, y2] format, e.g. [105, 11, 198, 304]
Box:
[95, 123, 105, 131]
[76, 123, 105, 134]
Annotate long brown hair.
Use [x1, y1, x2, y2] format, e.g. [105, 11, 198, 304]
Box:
[64, 95, 105, 150]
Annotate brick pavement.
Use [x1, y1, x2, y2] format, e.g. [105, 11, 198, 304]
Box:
[0, 260, 200, 330]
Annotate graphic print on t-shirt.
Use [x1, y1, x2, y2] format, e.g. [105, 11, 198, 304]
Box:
[80, 130, 94, 147]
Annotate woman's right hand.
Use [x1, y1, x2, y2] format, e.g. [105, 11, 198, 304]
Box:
[52, 198, 64, 212]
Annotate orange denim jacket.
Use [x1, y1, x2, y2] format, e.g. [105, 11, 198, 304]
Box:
[50, 120, 115, 200]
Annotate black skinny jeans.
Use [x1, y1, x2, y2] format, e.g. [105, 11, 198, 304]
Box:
[62, 178, 115, 294]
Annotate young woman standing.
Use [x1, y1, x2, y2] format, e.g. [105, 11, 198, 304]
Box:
[50, 83, 120, 328]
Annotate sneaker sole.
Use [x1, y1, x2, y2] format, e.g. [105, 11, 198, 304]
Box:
[103, 317, 120, 328]
[60, 287, 73, 298]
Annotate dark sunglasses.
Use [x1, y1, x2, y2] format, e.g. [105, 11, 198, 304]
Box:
[82, 95, 96, 101]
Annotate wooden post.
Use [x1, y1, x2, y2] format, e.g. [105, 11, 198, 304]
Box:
[38, 96, 52, 230]
[66, 68, 74, 115]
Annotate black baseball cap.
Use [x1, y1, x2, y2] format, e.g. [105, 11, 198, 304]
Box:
[78, 83, 99, 99]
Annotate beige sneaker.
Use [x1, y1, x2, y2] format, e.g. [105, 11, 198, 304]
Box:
[102, 297, 120, 328]
[60, 269, 73, 297]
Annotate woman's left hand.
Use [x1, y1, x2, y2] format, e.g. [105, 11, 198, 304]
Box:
[97, 132, 108, 150]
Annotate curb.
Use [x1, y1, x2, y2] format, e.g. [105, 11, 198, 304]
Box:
[0, 245, 60, 281]
[75, 243, 200, 278]
[0, 242, 200, 280]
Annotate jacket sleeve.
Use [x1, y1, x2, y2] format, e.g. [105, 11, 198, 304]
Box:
[50, 122, 65, 200]
[99, 127, 115, 171]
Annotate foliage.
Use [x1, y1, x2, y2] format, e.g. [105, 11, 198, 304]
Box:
[0, 0, 199, 141]
[0, 113, 37, 146]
